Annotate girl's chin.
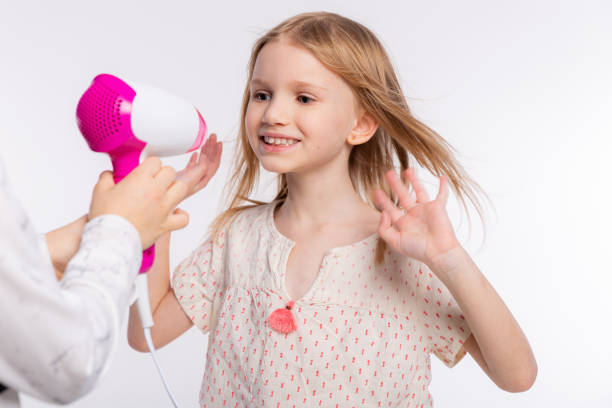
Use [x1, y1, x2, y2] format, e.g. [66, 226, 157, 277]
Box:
[260, 162, 292, 174]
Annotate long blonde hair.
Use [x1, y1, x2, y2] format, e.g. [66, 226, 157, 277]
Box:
[209, 11, 488, 265]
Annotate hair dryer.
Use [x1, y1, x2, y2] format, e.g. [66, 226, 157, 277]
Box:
[75, 73, 206, 273]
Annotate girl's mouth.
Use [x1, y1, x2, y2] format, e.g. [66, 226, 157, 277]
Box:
[260, 136, 300, 152]
[260, 135, 299, 146]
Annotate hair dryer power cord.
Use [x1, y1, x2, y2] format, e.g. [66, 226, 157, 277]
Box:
[135, 274, 180, 408]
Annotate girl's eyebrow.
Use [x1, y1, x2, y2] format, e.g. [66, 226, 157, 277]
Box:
[250, 78, 328, 93]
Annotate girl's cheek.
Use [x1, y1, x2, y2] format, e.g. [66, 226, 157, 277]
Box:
[245, 112, 258, 132]
[246, 105, 264, 126]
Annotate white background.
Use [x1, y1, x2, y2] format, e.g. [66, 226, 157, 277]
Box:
[1, 0, 611, 407]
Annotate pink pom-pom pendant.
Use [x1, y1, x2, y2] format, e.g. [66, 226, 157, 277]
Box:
[268, 300, 297, 334]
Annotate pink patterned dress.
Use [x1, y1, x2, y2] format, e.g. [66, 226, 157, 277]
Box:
[172, 202, 471, 408]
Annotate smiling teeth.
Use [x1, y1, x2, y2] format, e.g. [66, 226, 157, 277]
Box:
[263, 136, 298, 146]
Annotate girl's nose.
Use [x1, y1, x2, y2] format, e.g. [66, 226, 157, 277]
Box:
[262, 96, 290, 126]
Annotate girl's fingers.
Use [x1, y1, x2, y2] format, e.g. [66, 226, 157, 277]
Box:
[215, 140, 222, 159]
[191, 145, 222, 193]
[405, 168, 430, 203]
[204, 133, 217, 160]
[198, 148, 222, 189]
[194, 137, 214, 169]
[374, 188, 404, 223]
[385, 169, 416, 210]
[436, 175, 449, 205]
[205, 139, 222, 167]
[188, 152, 197, 168]
[378, 210, 400, 251]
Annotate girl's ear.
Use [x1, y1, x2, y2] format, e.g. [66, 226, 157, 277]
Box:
[347, 110, 379, 145]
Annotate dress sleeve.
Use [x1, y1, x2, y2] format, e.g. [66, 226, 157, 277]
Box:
[413, 260, 472, 368]
[171, 226, 228, 334]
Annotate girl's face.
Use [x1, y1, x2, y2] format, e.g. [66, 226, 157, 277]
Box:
[245, 38, 361, 175]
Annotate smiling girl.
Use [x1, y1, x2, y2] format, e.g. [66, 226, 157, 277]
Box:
[128, 12, 537, 407]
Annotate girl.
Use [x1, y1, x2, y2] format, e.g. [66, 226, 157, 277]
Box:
[129, 12, 537, 407]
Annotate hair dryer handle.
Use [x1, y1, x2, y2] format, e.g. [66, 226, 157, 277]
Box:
[140, 245, 155, 274]
[110, 149, 143, 183]
[110, 152, 155, 274]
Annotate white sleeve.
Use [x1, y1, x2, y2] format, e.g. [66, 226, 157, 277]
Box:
[0, 158, 142, 404]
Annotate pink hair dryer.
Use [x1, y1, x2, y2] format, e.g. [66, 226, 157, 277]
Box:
[75, 73, 207, 273]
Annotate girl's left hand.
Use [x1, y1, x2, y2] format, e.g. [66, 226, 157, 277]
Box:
[373, 168, 460, 266]
[175, 132, 223, 199]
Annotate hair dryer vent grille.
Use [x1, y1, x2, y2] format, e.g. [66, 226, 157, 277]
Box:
[76, 80, 128, 149]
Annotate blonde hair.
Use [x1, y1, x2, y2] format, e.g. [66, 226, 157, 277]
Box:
[209, 11, 488, 265]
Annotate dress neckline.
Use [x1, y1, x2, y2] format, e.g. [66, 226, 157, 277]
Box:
[266, 201, 379, 255]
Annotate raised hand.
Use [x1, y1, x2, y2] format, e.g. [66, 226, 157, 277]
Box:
[373, 168, 460, 266]
[175, 132, 223, 199]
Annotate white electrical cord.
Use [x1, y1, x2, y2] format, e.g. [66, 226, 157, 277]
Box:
[134, 274, 180, 408]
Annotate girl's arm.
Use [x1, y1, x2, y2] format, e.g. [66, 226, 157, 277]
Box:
[129, 132, 223, 351]
[375, 168, 537, 393]
[430, 246, 537, 392]
[128, 231, 193, 351]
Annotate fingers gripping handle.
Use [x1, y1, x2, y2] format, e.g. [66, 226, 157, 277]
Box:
[111, 157, 155, 274]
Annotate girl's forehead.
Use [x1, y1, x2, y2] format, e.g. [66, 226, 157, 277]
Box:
[252, 40, 340, 89]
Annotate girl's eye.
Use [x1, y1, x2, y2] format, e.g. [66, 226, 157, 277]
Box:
[253, 92, 270, 102]
[297, 95, 314, 104]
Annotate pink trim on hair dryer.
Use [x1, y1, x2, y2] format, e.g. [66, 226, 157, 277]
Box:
[188, 109, 207, 153]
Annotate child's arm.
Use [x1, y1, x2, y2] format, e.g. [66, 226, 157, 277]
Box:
[128, 231, 193, 351]
[128, 132, 223, 351]
[430, 247, 537, 392]
[375, 168, 537, 393]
